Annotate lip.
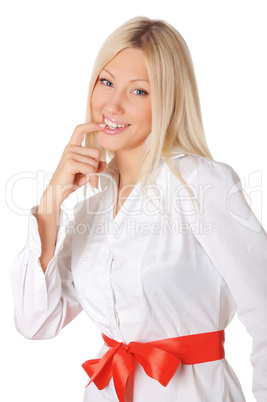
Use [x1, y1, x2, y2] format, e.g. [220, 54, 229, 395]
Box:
[103, 114, 130, 126]
[103, 125, 129, 135]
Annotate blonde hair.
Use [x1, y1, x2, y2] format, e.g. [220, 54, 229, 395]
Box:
[84, 16, 213, 204]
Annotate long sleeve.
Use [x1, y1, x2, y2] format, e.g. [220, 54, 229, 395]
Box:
[10, 205, 83, 340]
[185, 158, 267, 402]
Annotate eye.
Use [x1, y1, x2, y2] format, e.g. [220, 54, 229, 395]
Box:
[99, 78, 113, 87]
[132, 89, 148, 96]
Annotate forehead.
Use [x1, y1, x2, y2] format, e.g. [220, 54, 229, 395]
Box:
[102, 48, 149, 81]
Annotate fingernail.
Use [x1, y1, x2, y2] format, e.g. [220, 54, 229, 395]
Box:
[99, 123, 106, 128]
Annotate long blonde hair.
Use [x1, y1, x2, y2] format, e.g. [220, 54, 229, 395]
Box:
[84, 16, 212, 200]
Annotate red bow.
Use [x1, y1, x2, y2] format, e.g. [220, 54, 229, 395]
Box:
[82, 330, 225, 402]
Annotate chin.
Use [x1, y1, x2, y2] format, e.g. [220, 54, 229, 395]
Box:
[97, 133, 123, 152]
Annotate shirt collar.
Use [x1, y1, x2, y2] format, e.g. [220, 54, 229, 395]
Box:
[104, 154, 185, 176]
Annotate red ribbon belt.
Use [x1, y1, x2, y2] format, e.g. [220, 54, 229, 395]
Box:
[82, 330, 225, 402]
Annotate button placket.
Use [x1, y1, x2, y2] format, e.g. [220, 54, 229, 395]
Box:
[109, 255, 125, 342]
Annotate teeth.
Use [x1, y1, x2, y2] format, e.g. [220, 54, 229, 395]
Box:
[104, 117, 128, 129]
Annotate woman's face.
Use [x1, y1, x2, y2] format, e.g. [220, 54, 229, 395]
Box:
[91, 47, 152, 152]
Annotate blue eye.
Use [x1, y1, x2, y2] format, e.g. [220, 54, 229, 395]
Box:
[133, 89, 148, 96]
[100, 78, 113, 87]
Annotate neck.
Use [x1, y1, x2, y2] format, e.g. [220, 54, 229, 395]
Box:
[114, 148, 145, 190]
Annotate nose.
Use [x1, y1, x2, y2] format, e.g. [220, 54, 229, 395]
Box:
[105, 91, 124, 116]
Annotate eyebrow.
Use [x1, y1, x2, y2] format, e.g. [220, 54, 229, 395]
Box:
[102, 68, 149, 83]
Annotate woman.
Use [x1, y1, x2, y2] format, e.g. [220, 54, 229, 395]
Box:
[11, 16, 267, 402]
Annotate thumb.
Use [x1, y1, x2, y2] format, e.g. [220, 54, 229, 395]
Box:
[97, 161, 107, 173]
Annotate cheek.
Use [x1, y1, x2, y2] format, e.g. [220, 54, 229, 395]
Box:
[143, 105, 152, 130]
[134, 101, 152, 126]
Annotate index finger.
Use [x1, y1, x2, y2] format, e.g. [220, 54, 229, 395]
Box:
[69, 122, 106, 146]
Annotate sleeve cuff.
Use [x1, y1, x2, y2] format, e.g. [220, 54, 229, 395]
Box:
[26, 205, 69, 257]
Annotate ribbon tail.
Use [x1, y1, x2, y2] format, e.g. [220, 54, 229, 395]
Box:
[82, 344, 121, 390]
[112, 348, 135, 402]
[82, 359, 101, 385]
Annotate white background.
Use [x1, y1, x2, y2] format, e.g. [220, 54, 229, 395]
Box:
[1, 0, 267, 401]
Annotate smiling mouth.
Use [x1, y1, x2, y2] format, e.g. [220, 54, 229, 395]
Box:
[104, 116, 130, 130]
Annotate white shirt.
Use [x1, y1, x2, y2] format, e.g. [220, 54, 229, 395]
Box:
[10, 154, 267, 402]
